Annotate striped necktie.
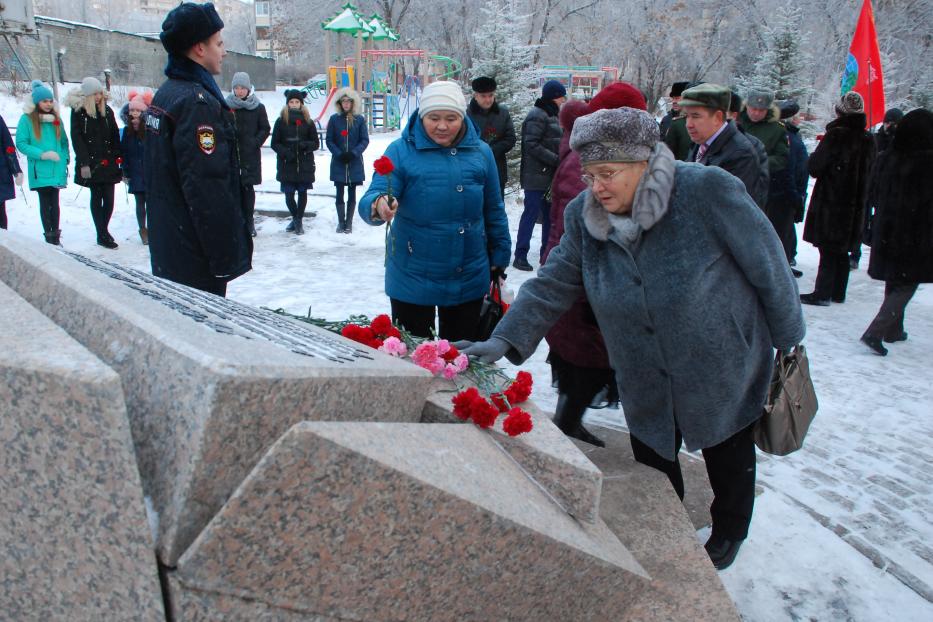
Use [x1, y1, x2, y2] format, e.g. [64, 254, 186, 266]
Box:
[695, 143, 709, 163]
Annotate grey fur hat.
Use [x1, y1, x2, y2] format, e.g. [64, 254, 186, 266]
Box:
[231, 72, 251, 90]
[570, 108, 660, 164]
[746, 87, 774, 109]
[81, 76, 104, 96]
[836, 91, 864, 115]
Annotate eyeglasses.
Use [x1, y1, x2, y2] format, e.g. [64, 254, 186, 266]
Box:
[581, 168, 626, 187]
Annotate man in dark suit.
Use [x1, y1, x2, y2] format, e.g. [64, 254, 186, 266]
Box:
[681, 83, 769, 210]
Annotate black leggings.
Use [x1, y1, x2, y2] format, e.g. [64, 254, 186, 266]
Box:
[36, 187, 61, 233]
[335, 183, 357, 206]
[390, 297, 484, 341]
[133, 193, 147, 229]
[0, 201, 6, 229]
[284, 190, 308, 218]
[89, 184, 115, 240]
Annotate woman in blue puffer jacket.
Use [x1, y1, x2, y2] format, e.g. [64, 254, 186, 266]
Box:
[359, 81, 511, 340]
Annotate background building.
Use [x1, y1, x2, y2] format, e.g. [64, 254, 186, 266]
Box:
[32, 0, 256, 54]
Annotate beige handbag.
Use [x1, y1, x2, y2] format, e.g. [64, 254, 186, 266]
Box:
[754, 345, 818, 456]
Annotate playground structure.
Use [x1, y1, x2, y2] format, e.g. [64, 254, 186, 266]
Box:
[539, 65, 620, 99]
[319, 3, 464, 132]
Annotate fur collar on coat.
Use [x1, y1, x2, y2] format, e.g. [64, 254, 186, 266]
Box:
[65, 87, 111, 118]
[582, 143, 677, 242]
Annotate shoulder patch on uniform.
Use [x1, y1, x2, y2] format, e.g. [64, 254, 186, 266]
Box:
[197, 125, 216, 154]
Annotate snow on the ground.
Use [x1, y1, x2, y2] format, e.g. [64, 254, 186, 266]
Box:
[2, 85, 932, 621]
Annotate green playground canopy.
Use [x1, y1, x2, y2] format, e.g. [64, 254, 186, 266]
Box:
[321, 3, 374, 37]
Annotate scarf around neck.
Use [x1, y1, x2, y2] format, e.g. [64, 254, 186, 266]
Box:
[582, 143, 677, 246]
[165, 54, 228, 109]
[225, 92, 261, 111]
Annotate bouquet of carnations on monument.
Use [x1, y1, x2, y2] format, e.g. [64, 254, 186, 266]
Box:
[272, 310, 534, 437]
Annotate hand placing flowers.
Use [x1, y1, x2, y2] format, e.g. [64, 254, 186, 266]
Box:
[275, 309, 535, 437]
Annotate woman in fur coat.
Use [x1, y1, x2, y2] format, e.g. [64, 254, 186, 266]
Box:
[270, 89, 318, 235]
[800, 91, 876, 305]
[15, 81, 70, 245]
[325, 87, 369, 233]
[860, 109, 933, 355]
[68, 76, 123, 249]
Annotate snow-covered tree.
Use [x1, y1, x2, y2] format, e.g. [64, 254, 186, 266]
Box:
[737, 6, 813, 103]
[470, 0, 539, 120]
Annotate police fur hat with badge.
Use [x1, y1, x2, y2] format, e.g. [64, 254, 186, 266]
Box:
[160, 2, 224, 56]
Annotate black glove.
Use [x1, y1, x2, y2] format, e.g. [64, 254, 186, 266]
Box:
[339, 151, 354, 163]
[490, 266, 506, 283]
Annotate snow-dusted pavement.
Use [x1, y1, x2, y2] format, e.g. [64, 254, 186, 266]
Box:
[2, 86, 932, 621]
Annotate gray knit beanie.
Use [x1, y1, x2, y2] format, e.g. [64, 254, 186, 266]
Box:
[81, 76, 104, 96]
[835, 91, 865, 115]
[570, 108, 660, 164]
[231, 72, 251, 91]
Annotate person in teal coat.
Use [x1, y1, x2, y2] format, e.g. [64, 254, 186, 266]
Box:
[16, 80, 70, 244]
[359, 81, 511, 341]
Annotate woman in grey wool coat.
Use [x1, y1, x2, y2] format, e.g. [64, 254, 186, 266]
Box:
[457, 107, 805, 571]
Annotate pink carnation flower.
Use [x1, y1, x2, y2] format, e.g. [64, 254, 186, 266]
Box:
[378, 336, 408, 357]
[412, 342, 445, 375]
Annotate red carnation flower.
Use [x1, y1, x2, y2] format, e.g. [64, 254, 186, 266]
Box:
[470, 398, 500, 429]
[503, 408, 533, 436]
[452, 387, 481, 420]
[515, 371, 533, 389]
[5, 146, 14, 154]
[100, 159, 109, 166]
[341, 129, 349, 137]
[505, 382, 531, 405]
[370, 314, 394, 336]
[295, 120, 303, 126]
[341, 323, 377, 346]
[116, 157, 124, 165]
[373, 155, 394, 176]
[441, 344, 460, 362]
[53, 119, 60, 126]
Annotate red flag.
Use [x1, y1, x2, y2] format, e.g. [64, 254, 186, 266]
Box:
[841, 0, 885, 127]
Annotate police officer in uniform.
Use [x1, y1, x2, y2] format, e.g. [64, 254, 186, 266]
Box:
[145, 2, 251, 297]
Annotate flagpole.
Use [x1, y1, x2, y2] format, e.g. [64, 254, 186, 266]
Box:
[867, 56, 872, 128]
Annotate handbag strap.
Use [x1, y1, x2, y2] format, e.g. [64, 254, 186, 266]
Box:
[489, 278, 502, 302]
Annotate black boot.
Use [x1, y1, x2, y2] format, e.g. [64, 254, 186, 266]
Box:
[248, 217, 257, 237]
[335, 202, 346, 233]
[344, 203, 355, 233]
[552, 393, 605, 447]
[705, 534, 745, 570]
[295, 193, 307, 235]
[44, 229, 62, 246]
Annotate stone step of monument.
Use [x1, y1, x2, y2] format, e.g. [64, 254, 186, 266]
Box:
[171, 421, 648, 621]
[424, 385, 604, 524]
[0, 280, 164, 619]
[0, 232, 435, 566]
